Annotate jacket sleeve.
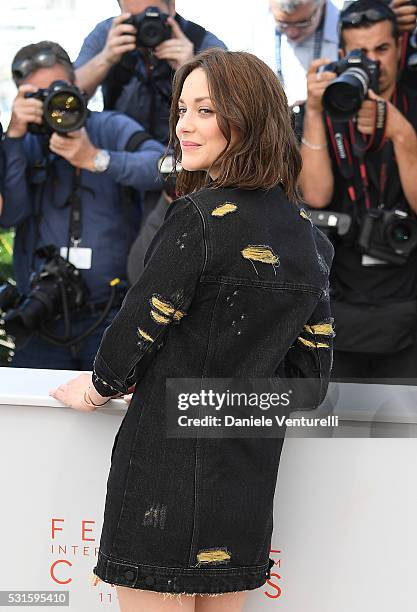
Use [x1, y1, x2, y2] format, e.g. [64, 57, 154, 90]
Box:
[0, 137, 32, 228]
[92, 197, 205, 396]
[277, 226, 335, 410]
[277, 294, 334, 411]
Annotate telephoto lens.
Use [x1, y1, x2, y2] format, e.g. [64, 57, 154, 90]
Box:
[322, 49, 380, 121]
[25, 80, 87, 135]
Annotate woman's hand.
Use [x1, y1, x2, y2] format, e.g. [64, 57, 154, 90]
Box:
[49, 373, 109, 411]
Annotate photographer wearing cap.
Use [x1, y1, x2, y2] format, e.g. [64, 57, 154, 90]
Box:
[0, 41, 164, 370]
[74, 1, 226, 144]
[299, 0, 417, 379]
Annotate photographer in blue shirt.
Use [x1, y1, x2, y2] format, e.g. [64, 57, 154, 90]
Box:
[0, 41, 164, 370]
[74, 0, 226, 144]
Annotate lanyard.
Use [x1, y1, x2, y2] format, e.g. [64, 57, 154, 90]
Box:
[67, 169, 82, 247]
[275, 6, 326, 84]
[66, 168, 95, 249]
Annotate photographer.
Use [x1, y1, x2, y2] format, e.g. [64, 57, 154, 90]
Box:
[254, 0, 340, 107]
[0, 41, 164, 370]
[299, 0, 417, 379]
[74, 0, 226, 144]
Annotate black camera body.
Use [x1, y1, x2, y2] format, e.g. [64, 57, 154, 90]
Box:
[309, 209, 353, 240]
[125, 6, 171, 49]
[158, 154, 182, 199]
[357, 208, 417, 265]
[0, 245, 88, 349]
[323, 49, 380, 121]
[24, 80, 87, 135]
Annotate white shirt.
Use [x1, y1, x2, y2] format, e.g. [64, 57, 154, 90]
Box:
[251, 0, 340, 106]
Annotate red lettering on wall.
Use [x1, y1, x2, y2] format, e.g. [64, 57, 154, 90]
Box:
[51, 518, 64, 539]
[50, 560, 72, 585]
[264, 573, 282, 599]
[82, 520, 96, 542]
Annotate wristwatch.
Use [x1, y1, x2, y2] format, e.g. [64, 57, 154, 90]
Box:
[93, 149, 110, 173]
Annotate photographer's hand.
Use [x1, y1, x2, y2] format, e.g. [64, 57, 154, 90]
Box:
[49, 128, 99, 171]
[359, 90, 409, 140]
[102, 13, 137, 66]
[306, 58, 337, 113]
[356, 98, 377, 136]
[391, 0, 417, 33]
[154, 17, 194, 70]
[7, 84, 43, 138]
[75, 13, 136, 99]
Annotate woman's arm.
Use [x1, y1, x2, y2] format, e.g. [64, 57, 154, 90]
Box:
[50, 197, 205, 409]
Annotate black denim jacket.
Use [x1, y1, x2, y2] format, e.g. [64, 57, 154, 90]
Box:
[92, 185, 334, 403]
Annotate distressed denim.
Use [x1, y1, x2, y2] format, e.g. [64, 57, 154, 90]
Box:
[92, 185, 334, 594]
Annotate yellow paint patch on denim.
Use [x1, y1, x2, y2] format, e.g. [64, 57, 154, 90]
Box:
[151, 311, 171, 325]
[211, 202, 238, 217]
[197, 548, 231, 565]
[304, 323, 334, 336]
[172, 310, 185, 321]
[150, 294, 186, 324]
[151, 295, 175, 317]
[241, 246, 279, 266]
[137, 328, 154, 343]
[300, 208, 311, 221]
[298, 336, 330, 349]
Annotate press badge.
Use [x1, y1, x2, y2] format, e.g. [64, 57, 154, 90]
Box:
[361, 254, 387, 266]
[60, 246, 93, 269]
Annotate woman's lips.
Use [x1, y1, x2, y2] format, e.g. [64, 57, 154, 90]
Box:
[181, 141, 202, 150]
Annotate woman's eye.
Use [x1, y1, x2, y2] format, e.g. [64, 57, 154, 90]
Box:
[178, 107, 187, 115]
[199, 108, 214, 115]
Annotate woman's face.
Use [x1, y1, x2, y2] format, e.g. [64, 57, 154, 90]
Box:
[176, 68, 228, 179]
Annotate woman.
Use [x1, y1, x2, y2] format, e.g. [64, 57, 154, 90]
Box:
[50, 49, 334, 612]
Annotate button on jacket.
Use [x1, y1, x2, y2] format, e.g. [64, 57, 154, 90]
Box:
[91, 184, 334, 594]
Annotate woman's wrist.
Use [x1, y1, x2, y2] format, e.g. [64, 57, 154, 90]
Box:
[86, 385, 111, 407]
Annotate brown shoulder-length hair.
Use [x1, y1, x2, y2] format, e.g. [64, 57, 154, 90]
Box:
[169, 48, 301, 202]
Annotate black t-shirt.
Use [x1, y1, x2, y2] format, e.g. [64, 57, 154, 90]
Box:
[324, 85, 417, 305]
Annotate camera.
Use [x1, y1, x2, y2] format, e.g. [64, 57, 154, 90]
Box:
[309, 209, 352, 240]
[357, 208, 417, 265]
[24, 80, 87, 135]
[322, 49, 380, 121]
[125, 6, 171, 49]
[0, 245, 88, 349]
[158, 154, 182, 199]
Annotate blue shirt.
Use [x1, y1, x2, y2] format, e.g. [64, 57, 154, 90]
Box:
[75, 13, 227, 143]
[1, 110, 164, 302]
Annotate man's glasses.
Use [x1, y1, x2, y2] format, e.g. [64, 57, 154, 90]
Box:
[276, 4, 321, 31]
[12, 50, 64, 81]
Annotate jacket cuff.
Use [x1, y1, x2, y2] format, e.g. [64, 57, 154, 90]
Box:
[92, 353, 127, 396]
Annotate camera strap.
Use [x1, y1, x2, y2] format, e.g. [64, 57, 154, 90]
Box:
[327, 115, 390, 209]
[326, 88, 409, 209]
[275, 5, 325, 83]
